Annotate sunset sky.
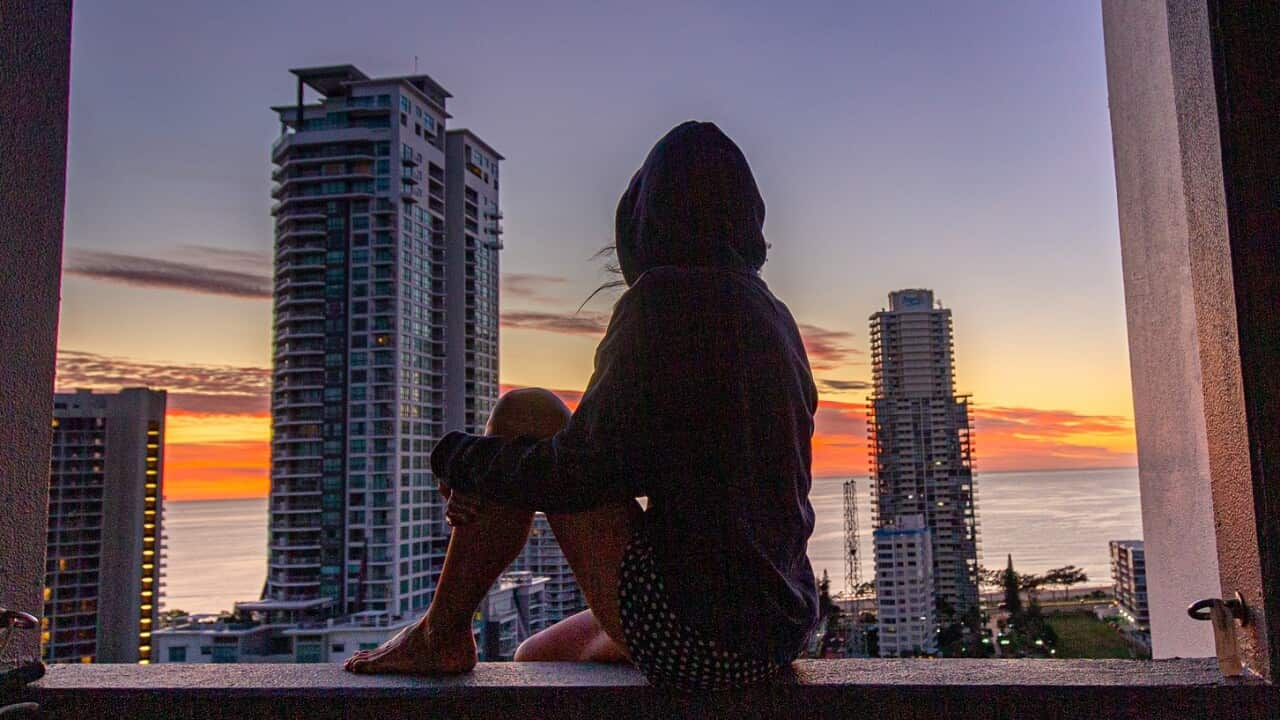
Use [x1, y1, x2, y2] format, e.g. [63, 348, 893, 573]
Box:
[56, 1, 1136, 501]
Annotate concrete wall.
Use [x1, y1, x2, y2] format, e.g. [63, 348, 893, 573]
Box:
[0, 0, 72, 662]
[1100, 0, 1223, 658]
[96, 390, 166, 662]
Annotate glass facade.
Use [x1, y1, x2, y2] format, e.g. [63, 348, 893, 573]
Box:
[268, 68, 499, 620]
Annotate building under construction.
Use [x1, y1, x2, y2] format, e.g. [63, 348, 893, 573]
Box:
[867, 289, 981, 622]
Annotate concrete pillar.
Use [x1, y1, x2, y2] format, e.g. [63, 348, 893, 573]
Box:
[1101, 0, 1222, 658]
[0, 0, 72, 661]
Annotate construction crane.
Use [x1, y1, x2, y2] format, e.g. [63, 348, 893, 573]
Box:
[843, 478, 861, 597]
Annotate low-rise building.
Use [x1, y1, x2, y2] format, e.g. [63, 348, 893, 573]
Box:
[475, 571, 549, 661]
[1110, 539, 1149, 629]
[153, 572, 548, 664]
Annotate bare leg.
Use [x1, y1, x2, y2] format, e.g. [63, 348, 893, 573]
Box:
[513, 608, 630, 663]
[345, 389, 570, 674]
[343, 502, 534, 673]
[514, 499, 643, 662]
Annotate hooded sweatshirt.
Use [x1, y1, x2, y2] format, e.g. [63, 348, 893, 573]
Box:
[431, 122, 819, 664]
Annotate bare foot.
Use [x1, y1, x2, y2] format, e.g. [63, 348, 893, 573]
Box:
[343, 620, 477, 675]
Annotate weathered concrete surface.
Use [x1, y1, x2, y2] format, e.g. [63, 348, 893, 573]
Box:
[1104, 0, 1280, 678]
[1101, 0, 1223, 661]
[21, 660, 1279, 719]
[1197, 0, 1280, 683]
[0, 0, 72, 662]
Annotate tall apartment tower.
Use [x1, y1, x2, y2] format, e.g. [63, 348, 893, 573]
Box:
[266, 65, 502, 619]
[868, 289, 980, 620]
[46, 388, 166, 664]
[873, 515, 938, 657]
[444, 129, 503, 434]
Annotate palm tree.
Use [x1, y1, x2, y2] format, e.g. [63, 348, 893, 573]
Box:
[1044, 565, 1089, 600]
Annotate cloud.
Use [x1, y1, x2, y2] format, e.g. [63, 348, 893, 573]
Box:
[815, 398, 867, 431]
[797, 323, 861, 370]
[164, 440, 269, 501]
[973, 406, 1134, 439]
[806, 398, 1135, 477]
[817, 378, 873, 393]
[165, 394, 269, 415]
[501, 273, 572, 304]
[499, 384, 585, 412]
[178, 245, 272, 272]
[500, 310, 609, 337]
[56, 350, 270, 414]
[63, 247, 272, 299]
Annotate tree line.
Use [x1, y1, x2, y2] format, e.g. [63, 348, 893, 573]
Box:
[978, 562, 1090, 601]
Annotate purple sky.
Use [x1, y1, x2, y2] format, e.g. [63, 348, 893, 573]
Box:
[59, 0, 1132, 420]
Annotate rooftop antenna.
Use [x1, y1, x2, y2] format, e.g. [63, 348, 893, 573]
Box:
[414, 55, 419, 73]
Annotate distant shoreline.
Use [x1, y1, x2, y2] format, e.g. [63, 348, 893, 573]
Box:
[816, 466, 1139, 480]
[167, 466, 1142, 504]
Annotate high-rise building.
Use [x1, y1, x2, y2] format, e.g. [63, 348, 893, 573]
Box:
[873, 515, 938, 657]
[510, 513, 585, 623]
[868, 289, 980, 621]
[265, 64, 502, 620]
[445, 129, 503, 434]
[45, 388, 166, 664]
[1110, 540, 1149, 629]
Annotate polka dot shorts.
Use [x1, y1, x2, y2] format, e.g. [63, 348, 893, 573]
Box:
[618, 530, 781, 691]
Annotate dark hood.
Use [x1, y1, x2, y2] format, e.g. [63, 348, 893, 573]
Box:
[614, 121, 767, 286]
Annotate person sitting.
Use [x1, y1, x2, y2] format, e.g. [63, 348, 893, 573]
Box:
[345, 121, 819, 691]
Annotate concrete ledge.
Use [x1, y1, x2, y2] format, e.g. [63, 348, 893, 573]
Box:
[19, 659, 1279, 719]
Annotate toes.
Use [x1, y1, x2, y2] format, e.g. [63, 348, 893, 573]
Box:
[345, 651, 377, 672]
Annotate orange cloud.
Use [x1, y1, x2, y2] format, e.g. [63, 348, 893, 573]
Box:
[164, 440, 269, 501]
[56, 349, 270, 414]
[805, 398, 1135, 477]
[141, 382, 1136, 502]
[162, 410, 270, 501]
[499, 383, 583, 412]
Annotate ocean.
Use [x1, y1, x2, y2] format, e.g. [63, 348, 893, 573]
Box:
[162, 467, 1142, 614]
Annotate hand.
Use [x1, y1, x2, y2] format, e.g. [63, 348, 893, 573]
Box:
[445, 489, 487, 528]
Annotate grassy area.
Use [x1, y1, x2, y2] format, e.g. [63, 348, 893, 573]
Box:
[1047, 612, 1134, 659]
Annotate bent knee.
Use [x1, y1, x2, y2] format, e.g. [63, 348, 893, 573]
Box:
[512, 639, 537, 662]
[513, 628, 628, 664]
[513, 634, 568, 662]
[488, 388, 571, 439]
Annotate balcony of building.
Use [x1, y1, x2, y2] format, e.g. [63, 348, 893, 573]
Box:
[6, 2, 1280, 719]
